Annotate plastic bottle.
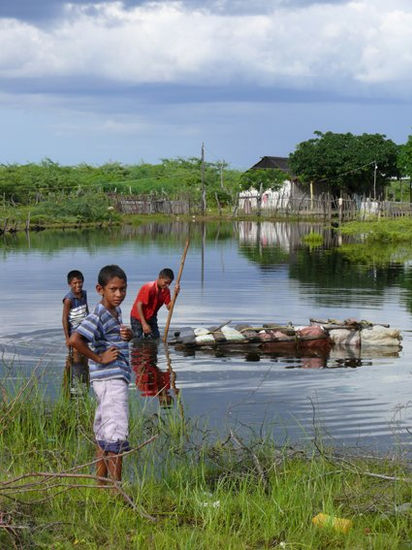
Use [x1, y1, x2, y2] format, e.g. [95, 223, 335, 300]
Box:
[312, 513, 352, 534]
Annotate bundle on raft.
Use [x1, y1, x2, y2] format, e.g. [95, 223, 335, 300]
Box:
[170, 318, 402, 351]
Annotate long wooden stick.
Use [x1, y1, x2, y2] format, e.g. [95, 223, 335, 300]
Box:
[163, 238, 190, 342]
[164, 342, 185, 421]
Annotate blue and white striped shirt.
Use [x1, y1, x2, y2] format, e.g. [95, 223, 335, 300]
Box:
[75, 303, 131, 383]
[63, 290, 88, 333]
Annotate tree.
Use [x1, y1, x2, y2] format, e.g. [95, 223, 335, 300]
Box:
[289, 131, 399, 197]
[398, 134, 412, 179]
[240, 168, 287, 216]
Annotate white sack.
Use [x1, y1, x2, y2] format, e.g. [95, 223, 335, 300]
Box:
[361, 325, 402, 347]
[194, 334, 216, 344]
[221, 326, 245, 341]
[329, 329, 361, 347]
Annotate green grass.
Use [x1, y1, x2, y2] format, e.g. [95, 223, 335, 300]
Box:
[341, 218, 412, 243]
[302, 232, 324, 247]
[0, 379, 410, 549]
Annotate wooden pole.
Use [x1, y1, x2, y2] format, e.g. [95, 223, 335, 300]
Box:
[201, 142, 206, 215]
[163, 238, 190, 342]
[164, 342, 185, 422]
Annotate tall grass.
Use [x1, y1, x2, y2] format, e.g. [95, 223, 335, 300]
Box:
[0, 379, 410, 549]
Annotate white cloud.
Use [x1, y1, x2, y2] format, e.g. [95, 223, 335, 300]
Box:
[1, 0, 412, 95]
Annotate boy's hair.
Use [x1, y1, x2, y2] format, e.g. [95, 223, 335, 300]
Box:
[67, 270, 84, 283]
[98, 265, 127, 287]
[159, 268, 174, 281]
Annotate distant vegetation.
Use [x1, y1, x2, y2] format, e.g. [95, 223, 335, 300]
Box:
[289, 131, 400, 196]
[0, 158, 245, 228]
[0, 158, 241, 205]
[3, 130, 412, 229]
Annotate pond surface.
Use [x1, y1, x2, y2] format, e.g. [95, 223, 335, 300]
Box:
[0, 221, 411, 454]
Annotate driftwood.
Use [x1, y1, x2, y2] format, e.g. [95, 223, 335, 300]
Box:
[238, 325, 296, 335]
[310, 318, 390, 329]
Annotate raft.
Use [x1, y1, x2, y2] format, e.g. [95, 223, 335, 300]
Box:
[170, 318, 402, 353]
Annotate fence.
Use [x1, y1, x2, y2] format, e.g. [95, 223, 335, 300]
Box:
[238, 192, 412, 221]
[240, 193, 333, 219]
[111, 195, 190, 215]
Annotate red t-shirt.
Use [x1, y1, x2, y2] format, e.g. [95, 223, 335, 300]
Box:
[130, 280, 171, 321]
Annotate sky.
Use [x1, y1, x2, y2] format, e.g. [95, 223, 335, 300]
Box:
[1, 0, 412, 169]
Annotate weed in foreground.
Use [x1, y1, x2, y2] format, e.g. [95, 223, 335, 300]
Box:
[0, 380, 410, 549]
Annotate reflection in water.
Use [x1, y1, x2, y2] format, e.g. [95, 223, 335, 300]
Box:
[238, 221, 342, 251]
[131, 341, 176, 409]
[175, 341, 400, 370]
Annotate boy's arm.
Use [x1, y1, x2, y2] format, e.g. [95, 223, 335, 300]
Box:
[137, 301, 152, 334]
[69, 332, 119, 364]
[62, 298, 72, 347]
[165, 283, 180, 311]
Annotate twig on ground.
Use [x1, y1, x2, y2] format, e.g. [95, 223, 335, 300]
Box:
[230, 430, 268, 489]
[0, 434, 159, 522]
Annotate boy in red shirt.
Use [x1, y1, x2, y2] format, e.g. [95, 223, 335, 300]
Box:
[130, 268, 180, 339]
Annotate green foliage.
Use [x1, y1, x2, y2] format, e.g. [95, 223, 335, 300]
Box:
[289, 131, 400, 196]
[341, 218, 412, 243]
[302, 231, 323, 247]
[239, 168, 286, 193]
[0, 158, 243, 209]
[385, 177, 411, 202]
[397, 134, 412, 179]
[0, 382, 410, 548]
[32, 191, 118, 223]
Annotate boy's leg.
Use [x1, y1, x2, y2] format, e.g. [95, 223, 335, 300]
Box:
[92, 379, 129, 483]
[92, 384, 108, 483]
[106, 452, 123, 481]
[96, 445, 108, 484]
[131, 315, 160, 339]
[130, 316, 143, 338]
[71, 349, 89, 387]
[148, 316, 160, 339]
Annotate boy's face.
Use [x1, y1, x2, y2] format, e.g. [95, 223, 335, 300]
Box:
[69, 277, 83, 295]
[97, 276, 127, 309]
[157, 277, 172, 289]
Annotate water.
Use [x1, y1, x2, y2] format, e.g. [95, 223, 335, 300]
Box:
[0, 221, 411, 454]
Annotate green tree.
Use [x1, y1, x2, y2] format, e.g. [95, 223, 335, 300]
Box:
[289, 131, 399, 197]
[398, 134, 412, 179]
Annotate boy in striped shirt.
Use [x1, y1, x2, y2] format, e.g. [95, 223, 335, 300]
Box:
[62, 270, 89, 390]
[70, 265, 133, 483]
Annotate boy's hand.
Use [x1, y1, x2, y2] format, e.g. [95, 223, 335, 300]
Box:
[65, 337, 71, 348]
[120, 325, 133, 341]
[142, 322, 152, 334]
[99, 347, 119, 364]
[175, 283, 180, 295]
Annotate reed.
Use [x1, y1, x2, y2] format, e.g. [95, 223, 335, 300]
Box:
[0, 379, 410, 549]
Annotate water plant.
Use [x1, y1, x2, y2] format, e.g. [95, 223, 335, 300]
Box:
[302, 231, 324, 247]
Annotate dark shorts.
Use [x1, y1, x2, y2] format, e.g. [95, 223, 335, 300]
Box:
[130, 316, 160, 339]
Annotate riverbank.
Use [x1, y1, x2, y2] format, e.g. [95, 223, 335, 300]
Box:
[0, 205, 336, 235]
[340, 218, 412, 243]
[0, 381, 410, 549]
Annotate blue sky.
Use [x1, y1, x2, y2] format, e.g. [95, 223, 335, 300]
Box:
[1, 0, 412, 168]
